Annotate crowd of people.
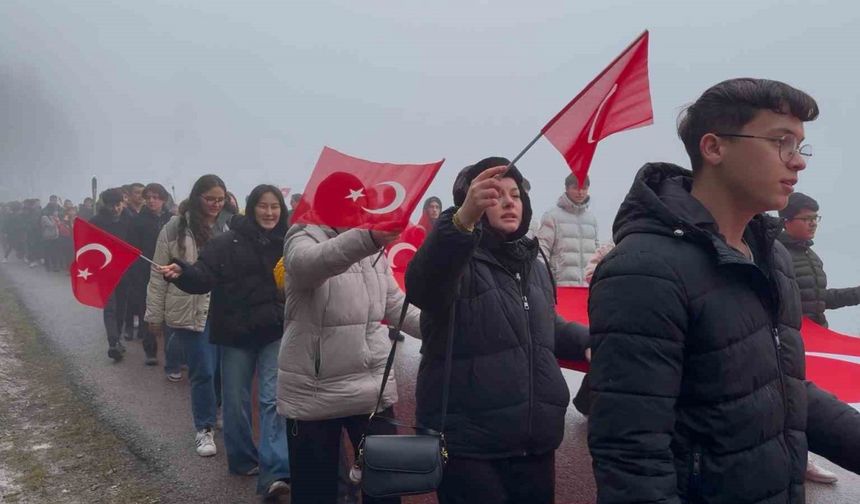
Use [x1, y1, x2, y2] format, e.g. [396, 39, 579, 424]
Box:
[2, 77, 860, 503]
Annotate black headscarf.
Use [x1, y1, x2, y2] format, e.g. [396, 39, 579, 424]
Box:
[452, 156, 538, 277]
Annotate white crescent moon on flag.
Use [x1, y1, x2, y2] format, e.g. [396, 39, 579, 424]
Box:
[587, 83, 619, 144]
[387, 242, 418, 265]
[361, 181, 407, 215]
[75, 243, 113, 269]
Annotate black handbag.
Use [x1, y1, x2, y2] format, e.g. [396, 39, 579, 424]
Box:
[357, 299, 455, 498]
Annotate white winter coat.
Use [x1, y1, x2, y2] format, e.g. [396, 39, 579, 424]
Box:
[278, 225, 421, 421]
[536, 195, 599, 287]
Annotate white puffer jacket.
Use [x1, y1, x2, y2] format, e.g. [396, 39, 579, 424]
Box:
[536, 194, 599, 286]
[278, 225, 421, 421]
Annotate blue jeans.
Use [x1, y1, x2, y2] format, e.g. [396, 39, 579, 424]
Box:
[221, 339, 290, 494]
[172, 324, 218, 432]
[163, 327, 185, 375]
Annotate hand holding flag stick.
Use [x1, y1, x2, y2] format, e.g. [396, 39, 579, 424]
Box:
[506, 30, 653, 184]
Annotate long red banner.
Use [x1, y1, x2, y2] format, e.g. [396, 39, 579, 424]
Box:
[393, 273, 860, 403]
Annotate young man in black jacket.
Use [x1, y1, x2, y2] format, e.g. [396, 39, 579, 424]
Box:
[778, 192, 860, 330]
[90, 188, 133, 361]
[128, 183, 174, 365]
[588, 78, 860, 504]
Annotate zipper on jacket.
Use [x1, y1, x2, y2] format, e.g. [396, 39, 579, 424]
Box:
[689, 446, 702, 502]
[771, 326, 788, 419]
[515, 272, 534, 449]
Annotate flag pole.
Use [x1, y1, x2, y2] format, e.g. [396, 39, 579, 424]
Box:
[138, 255, 163, 268]
[507, 131, 544, 169]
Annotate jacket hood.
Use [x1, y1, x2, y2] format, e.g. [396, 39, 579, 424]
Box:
[613, 162, 783, 256]
[232, 214, 286, 247]
[452, 156, 532, 241]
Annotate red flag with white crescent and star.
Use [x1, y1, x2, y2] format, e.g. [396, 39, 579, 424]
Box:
[542, 30, 653, 185]
[385, 222, 427, 271]
[290, 146, 444, 232]
[70, 218, 141, 308]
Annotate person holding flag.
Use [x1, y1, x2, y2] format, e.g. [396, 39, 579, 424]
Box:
[88, 188, 134, 361]
[158, 184, 292, 500]
[280, 147, 440, 504]
[406, 158, 590, 504]
[587, 78, 860, 504]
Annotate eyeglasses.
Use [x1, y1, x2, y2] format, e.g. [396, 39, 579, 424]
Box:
[201, 196, 225, 205]
[789, 215, 822, 224]
[715, 133, 812, 163]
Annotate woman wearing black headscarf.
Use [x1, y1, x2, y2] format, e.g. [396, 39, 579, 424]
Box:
[406, 157, 590, 504]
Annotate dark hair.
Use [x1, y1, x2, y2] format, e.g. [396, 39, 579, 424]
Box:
[778, 191, 819, 220]
[423, 196, 442, 210]
[225, 191, 240, 215]
[97, 188, 124, 216]
[177, 174, 227, 255]
[245, 184, 289, 233]
[564, 173, 590, 188]
[678, 78, 819, 172]
[83, 197, 93, 204]
[290, 193, 303, 204]
[143, 183, 170, 202]
[129, 182, 145, 191]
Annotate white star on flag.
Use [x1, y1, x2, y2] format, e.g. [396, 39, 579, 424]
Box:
[77, 268, 92, 280]
[345, 188, 365, 202]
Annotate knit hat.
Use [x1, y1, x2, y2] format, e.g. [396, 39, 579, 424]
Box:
[779, 192, 819, 220]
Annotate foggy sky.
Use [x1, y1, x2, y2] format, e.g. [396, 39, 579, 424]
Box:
[1, 0, 858, 331]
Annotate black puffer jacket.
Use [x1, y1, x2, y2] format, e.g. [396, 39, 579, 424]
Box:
[588, 163, 860, 504]
[407, 161, 589, 459]
[777, 233, 860, 328]
[172, 215, 285, 349]
[128, 207, 173, 284]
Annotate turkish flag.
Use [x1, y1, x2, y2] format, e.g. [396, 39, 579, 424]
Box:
[70, 218, 141, 308]
[290, 146, 444, 232]
[542, 30, 653, 185]
[385, 222, 427, 271]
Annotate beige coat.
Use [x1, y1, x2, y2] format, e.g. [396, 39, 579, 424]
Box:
[144, 216, 210, 331]
[278, 225, 420, 421]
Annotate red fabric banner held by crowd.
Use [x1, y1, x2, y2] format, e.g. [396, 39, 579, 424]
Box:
[290, 147, 444, 232]
[542, 30, 653, 185]
[70, 218, 141, 308]
[391, 273, 860, 402]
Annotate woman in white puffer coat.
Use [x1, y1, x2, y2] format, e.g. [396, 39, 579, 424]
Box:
[536, 174, 599, 286]
[279, 223, 420, 504]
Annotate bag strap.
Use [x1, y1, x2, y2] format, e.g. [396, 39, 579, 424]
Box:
[370, 297, 455, 436]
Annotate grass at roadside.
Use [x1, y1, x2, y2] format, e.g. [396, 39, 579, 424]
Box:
[0, 279, 167, 503]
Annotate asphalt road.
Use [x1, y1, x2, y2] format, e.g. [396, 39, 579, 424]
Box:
[1, 260, 858, 504]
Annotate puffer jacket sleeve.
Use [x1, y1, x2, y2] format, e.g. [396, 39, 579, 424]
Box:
[824, 286, 860, 310]
[405, 208, 480, 314]
[171, 237, 225, 295]
[144, 226, 170, 324]
[806, 381, 860, 473]
[285, 227, 379, 290]
[554, 316, 590, 361]
[588, 249, 688, 504]
[535, 211, 557, 260]
[384, 265, 422, 339]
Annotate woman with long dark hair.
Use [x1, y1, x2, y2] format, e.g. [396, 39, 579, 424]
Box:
[145, 175, 231, 457]
[159, 184, 291, 499]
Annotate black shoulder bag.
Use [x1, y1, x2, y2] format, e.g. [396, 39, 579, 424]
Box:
[357, 300, 455, 498]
